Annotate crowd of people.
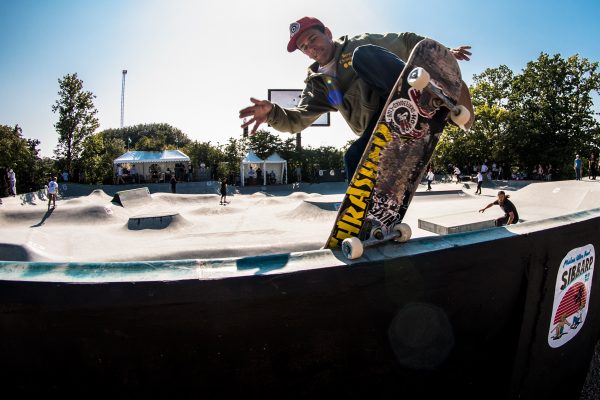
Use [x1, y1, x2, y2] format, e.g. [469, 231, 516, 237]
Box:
[245, 166, 278, 186]
[574, 153, 597, 181]
[439, 160, 559, 183]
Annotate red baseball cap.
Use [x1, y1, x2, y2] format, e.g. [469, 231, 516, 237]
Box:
[287, 17, 325, 53]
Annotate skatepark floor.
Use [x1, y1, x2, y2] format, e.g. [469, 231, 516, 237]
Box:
[2, 178, 600, 263]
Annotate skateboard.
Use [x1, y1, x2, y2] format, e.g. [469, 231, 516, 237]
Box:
[324, 39, 473, 259]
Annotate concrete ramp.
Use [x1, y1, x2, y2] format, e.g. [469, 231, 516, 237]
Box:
[112, 187, 152, 207]
[516, 181, 600, 211]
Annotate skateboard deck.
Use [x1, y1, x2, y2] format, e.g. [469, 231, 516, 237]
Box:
[325, 39, 473, 258]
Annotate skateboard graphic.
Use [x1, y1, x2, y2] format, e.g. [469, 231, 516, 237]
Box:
[325, 39, 473, 259]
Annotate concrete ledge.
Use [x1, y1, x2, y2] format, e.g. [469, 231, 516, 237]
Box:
[418, 211, 496, 234]
[127, 212, 180, 230]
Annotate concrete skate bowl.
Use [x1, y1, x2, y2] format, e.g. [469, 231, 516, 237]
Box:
[1, 207, 600, 398]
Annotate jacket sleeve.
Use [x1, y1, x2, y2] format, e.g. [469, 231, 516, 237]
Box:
[362, 32, 427, 61]
[267, 79, 336, 133]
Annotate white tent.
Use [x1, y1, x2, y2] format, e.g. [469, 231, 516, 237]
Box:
[240, 151, 264, 187]
[113, 150, 190, 182]
[240, 151, 288, 187]
[264, 152, 288, 185]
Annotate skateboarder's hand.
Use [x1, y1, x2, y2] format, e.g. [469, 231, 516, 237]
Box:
[239, 98, 273, 135]
[451, 45, 472, 61]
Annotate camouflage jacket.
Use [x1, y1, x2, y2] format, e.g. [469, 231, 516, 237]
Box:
[267, 32, 425, 136]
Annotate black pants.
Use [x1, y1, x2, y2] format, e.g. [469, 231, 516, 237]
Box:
[495, 216, 518, 226]
[344, 45, 406, 182]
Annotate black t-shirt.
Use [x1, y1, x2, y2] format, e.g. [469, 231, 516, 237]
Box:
[494, 198, 519, 222]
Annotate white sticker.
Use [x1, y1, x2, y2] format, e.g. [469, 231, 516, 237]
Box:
[548, 244, 594, 348]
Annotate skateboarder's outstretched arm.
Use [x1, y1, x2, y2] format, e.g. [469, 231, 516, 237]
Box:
[479, 202, 494, 213]
[239, 97, 274, 136]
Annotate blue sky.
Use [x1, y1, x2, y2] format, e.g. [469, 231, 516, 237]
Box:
[1, 0, 599, 157]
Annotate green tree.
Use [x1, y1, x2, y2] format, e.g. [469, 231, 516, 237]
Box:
[277, 137, 303, 182]
[220, 137, 245, 182]
[0, 124, 47, 193]
[508, 53, 600, 177]
[433, 66, 514, 171]
[183, 141, 225, 170]
[101, 123, 190, 151]
[52, 73, 99, 176]
[246, 129, 282, 160]
[433, 54, 600, 179]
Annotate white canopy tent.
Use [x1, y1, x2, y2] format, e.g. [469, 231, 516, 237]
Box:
[264, 152, 288, 185]
[240, 151, 288, 187]
[113, 150, 190, 182]
[240, 151, 263, 187]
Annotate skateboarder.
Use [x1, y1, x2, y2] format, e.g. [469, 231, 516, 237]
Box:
[475, 171, 483, 195]
[426, 168, 434, 191]
[219, 178, 228, 204]
[47, 176, 58, 209]
[479, 190, 519, 226]
[239, 16, 471, 181]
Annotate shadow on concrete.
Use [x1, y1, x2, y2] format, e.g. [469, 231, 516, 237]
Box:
[30, 207, 54, 228]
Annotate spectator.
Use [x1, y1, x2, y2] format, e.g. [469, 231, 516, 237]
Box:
[247, 166, 256, 185]
[453, 165, 461, 184]
[170, 174, 177, 193]
[589, 153, 597, 180]
[7, 168, 16, 196]
[116, 164, 125, 184]
[574, 155, 582, 181]
[130, 165, 138, 183]
[546, 164, 553, 181]
[481, 162, 488, 178]
[257, 167, 263, 184]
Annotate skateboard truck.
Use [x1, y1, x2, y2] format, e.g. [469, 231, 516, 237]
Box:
[341, 223, 412, 260]
[408, 67, 471, 130]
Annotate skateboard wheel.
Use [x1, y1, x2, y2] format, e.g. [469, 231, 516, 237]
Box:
[393, 223, 412, 243]
[342, 237, 364, 260]
[450, 105, 471, 130]
[408, 67, 430, 91]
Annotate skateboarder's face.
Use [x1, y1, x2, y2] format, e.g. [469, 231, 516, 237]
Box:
[295, 27, 335, 66]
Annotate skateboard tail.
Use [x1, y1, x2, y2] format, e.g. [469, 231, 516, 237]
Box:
[325, 122, 395, 249]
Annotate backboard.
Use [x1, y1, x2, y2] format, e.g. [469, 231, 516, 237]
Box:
[268, 89, 330, 127]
